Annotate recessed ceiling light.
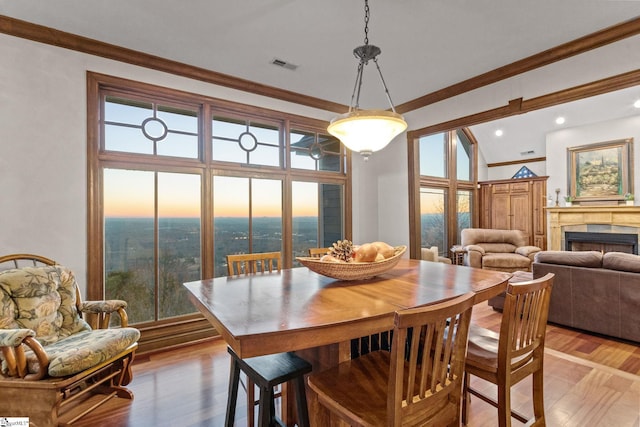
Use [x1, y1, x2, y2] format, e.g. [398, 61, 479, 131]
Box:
[634, 99, 640, 109]
[495, 129, 503, 137]
[555, 116, 566, 125]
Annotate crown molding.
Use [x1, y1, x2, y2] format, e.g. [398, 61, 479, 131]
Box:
[1, 14, 638, 117]
[395, 16, 640, 114]
[409, 68, 640, 137]
[0, 15, 348, 114]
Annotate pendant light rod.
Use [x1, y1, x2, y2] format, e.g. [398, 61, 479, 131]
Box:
[372, 56, 398, 113]
[328, 0, 407, 160]
[347, 0, 397, 113]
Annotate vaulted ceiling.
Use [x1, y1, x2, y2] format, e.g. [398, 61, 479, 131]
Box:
[1, 1, 639, 163]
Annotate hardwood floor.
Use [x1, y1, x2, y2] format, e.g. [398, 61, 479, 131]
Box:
[66, 302, 640, 427]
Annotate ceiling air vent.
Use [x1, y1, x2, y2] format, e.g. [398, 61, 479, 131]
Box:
[271, 58, 298, 71]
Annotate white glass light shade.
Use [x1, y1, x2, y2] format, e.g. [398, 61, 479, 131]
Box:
[328, 109, 407, 158]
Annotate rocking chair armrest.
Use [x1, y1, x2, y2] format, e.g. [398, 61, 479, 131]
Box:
[0, 330, 49, 380]
[0, 328, 36, 347]
[80, 299, 128, 314]
[80, 300, 130, 328]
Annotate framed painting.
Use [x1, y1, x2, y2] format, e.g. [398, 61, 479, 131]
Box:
[567, 138, 633, 202]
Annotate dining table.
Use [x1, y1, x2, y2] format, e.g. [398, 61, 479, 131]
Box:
[184, 258, 511, 426]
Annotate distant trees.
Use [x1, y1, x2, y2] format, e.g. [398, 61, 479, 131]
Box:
[105, 269, 153, 324]
[105, 217, 321, 325]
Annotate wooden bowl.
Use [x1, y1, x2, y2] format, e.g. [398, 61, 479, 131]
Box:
[296, 245, 407, 280]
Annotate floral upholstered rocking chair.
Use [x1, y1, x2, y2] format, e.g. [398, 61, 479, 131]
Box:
[0, 254, 140, 426]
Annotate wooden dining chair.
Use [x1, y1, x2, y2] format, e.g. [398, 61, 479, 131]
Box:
[308, 247, 330, 257]
[226, 251, 281, 276]
[307, 292, 476, 427]
[462, 273, 554, 427]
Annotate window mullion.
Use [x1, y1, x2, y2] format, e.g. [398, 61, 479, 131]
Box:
[154, 171, 160, 322]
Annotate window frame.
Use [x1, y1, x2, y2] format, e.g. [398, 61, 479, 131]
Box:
[408, 128, 478, 259]
[87, 72, 351, 348]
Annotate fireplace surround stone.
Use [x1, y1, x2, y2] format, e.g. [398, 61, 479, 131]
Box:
[546, 206, 640, 251]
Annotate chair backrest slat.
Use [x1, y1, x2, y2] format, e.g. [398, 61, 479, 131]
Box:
[499, 273, 554, 369]
[226, 252, 282, 276]
[308, 247, 330, 258]
[388, 292, 475, 425]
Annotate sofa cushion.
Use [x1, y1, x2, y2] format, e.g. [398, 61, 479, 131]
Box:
[602, 252, 640, 273]
[534, 250, 602, 268]
[0, 282, 18, 330]
[6, 327, 141, 377]
[478, 243, 517, 254]
[461, 228, 527, 247]
[482, 253, 531, 269]
[46, 328, 140, 377]
[0, 265, 91, 346]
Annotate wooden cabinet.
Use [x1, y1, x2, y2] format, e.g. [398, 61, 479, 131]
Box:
[478, 177, 548, 249]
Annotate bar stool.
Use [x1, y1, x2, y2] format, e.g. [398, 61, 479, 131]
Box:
[225, 347, 312, 427]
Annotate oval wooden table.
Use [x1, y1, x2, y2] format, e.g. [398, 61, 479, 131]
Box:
[184, 258, 511, 426]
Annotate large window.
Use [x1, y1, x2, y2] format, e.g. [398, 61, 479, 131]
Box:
[409, 129, 476, 258]
[88, 74, 350, 341]
[213, 176, 283, 277]
[104, 170, 201, 324]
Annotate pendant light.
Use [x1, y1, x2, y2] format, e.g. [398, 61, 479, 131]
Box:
[327, 0, 407, 160]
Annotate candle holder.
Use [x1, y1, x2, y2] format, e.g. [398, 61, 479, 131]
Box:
[555, 188, 560, 207]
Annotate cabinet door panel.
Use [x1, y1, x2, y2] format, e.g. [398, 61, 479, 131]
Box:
[532, 181, 547, 250]
[510, 182, 530, 193]
[479, 185, 492, 228]
[510, 192, 532, 243]
[491, 194, 511, 230]
[532, 180, 546, 236]
[492, 183, 511, 194]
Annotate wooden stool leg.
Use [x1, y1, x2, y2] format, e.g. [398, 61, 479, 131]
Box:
[247, 377, 256, 426]
[225, 357, 241, 427]
[270, 387, 276, 423]
[258, 386, 273, 427]
[293, 377, 310, 427]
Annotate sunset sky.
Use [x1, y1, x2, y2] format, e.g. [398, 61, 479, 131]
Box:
[104, 169, 319, 218]
[104, 100, 323, 219]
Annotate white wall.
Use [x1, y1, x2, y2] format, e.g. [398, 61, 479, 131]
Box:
[482, 115, 640, 205]
[351, 134, 410, 249]
[546, 115, 640, 204]
[486, 160, 547, 181]
[0, 34, 332, 292]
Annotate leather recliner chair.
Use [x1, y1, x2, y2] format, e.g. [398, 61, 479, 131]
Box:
[460, 228, 541, 272]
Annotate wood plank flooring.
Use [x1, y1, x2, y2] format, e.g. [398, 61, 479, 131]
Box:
[65, 303, 640, 426]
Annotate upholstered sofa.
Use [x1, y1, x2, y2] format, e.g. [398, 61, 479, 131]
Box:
[0, 254, 140, 426]
[490, 250, 640, 342]
[460, 228, 541, 272]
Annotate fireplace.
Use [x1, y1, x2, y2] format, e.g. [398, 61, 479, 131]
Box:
[565, 231, 638, 254]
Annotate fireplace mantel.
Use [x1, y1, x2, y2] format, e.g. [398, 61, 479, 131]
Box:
[546, 205, 640, 250]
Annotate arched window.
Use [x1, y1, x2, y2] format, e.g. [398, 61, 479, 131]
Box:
[408, 129, 477, 259]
